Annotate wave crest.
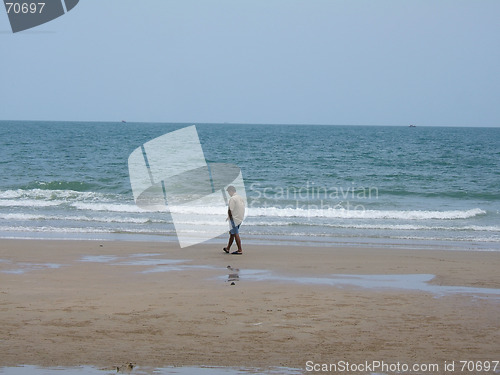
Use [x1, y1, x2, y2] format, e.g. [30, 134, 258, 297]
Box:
[247, 207, 486, 220]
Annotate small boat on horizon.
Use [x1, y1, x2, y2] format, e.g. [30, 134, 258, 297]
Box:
[409, 124, 416, 127]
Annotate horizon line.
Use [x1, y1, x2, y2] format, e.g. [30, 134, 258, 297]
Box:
[0, 119, 498, 128]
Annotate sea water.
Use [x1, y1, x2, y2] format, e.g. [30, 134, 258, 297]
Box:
[0, 121, 498, 250]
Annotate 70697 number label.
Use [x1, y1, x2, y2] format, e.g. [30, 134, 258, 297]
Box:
[459, 361, 499, 372]
[5, 2, 45, 14]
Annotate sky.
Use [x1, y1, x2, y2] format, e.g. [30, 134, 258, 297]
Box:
[1, 0, 499, 127]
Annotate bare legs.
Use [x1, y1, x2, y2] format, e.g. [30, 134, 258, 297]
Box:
[226, 233, 242, 253]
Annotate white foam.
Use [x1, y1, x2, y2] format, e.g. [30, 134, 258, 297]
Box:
[293, 222, 499, 232]
[169, 205, 227, 215]
[72, 202, 229, 215]
[0, 188, 109, 201]
[72, 202, 157, 213]
[0, 213, 46, 221]
[0, 213, 159, 224]
[247, 207, 486, 220]
[0, 225, 111, 234]
[0, 199, 62, 207]
[73, 215, 151, 224]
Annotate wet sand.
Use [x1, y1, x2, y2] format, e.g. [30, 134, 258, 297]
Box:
[1, 239, 499, 373]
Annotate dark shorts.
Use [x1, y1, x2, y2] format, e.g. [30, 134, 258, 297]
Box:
[229, 219, 241, 235]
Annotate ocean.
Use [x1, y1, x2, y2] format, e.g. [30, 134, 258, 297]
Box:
[0, 121, 499, 251]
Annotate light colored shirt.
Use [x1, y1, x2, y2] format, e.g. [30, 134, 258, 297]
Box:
[228, 193, 245, 226]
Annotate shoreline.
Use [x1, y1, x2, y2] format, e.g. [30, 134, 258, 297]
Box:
[1, 239, 499, 372]
[1, 230, 498, 253]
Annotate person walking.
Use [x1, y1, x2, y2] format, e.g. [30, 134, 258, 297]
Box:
[223, 185, 245, 255]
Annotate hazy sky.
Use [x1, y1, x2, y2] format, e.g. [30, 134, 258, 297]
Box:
[1, 0, 499, 126]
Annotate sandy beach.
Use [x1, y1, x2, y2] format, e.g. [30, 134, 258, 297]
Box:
[1, 239, 499, 373]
